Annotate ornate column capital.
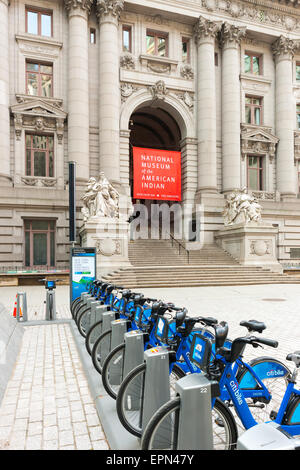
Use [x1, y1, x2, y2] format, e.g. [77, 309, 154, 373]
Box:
[96, 0, 124, 21]
[272, 35, 296, 61]
[194, 16, 222, 46]
[219, 22, 246, 48]
[0, 0, 10, 7]
[64, 0, 93, 14]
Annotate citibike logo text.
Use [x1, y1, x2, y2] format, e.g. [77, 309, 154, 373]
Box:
[230, 380, 243, 406]
[267, 369, 284, 377]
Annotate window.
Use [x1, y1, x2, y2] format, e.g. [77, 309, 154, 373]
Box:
[26, 61, 53, 97]
[146, 30, 168, 57]
[297, 104, 300, 129]
[26, 134, 54, 177]
[182, 38, 190, 63]
[122, 25, 132, 53]
[24, 220, 55, 267]
[90, 28, 96, 44]
[26, 8, 52, 37]
[244, 52, 262, 75]
[245, 96, 263, 125]
[296, 62, 300, 82]
[247, 156, 264, 191]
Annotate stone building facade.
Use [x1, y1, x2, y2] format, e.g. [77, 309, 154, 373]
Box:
[2, 0, 300, 270]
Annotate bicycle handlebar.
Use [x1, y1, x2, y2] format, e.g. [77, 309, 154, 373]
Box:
[251, 336, 278, 349]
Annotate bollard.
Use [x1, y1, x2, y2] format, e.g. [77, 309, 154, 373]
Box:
[16, 292, 28, 322]
[141, 346, 171, 432]
[123, 330, 145, 379]
[175, 373, 220, 450]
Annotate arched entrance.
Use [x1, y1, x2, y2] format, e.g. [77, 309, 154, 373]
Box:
[129, 105, 182, 202]
[119, 89, 197, 238]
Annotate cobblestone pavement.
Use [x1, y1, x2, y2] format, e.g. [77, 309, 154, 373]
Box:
[0, 283, 300, 449]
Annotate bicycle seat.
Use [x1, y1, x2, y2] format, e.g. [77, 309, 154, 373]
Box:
[286, 351, 300, 367]
[240, 320, 266, 334]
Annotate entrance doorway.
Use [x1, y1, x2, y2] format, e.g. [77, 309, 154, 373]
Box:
[129, 106, 182, 236]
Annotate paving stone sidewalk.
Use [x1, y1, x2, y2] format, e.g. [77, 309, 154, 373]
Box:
[0, 322, 109, 450]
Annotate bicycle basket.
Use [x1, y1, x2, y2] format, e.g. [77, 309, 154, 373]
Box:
[154, 315, 177, 344]
[190, 333, 213, 372]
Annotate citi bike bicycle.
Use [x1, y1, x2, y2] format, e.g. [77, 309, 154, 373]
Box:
[116, 316, 290, 440]
[141, 320, 297, 450]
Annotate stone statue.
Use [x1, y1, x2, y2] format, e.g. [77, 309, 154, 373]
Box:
[223, 187, 262, 225]
[81, 172, 119, 221]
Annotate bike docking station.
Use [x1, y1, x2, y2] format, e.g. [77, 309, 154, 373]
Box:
[237, 422, 300, 450]
[141, 346, 172, 433]
[123, 330, 145, 379]
[175, 373, 219, 450]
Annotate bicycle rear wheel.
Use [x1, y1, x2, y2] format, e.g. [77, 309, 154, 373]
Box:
[116, 362, 185, 438]
[141, 397, 237, 450]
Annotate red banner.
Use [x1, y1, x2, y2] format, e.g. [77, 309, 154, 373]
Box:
[133, 147, 181, 201]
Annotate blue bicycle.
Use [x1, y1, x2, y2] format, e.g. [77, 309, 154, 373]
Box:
[141, 321, 297, 450]
[115, 309, 224, 437]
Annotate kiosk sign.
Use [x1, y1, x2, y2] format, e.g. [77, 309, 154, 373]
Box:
[133, 146, 181, 201]
[70, 247, 96, 303]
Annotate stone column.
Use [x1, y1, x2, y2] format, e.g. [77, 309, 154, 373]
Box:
[64, 0, 92, 183]
[97, 0, 124, 188]
[272, 36, 297, 199]
[0, 0, 11, 186]
[220, 23, 246, 193]
[194, 16, 221, 196]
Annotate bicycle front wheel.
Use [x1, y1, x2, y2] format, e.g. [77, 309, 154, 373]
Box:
[237, 356, 291, 427]
[102, 343, 126, 399]
[116, 362, 185, 438]
[91, 330, 112, 374]
[141, 397, 237, 450]
[85, 319, 103, 355]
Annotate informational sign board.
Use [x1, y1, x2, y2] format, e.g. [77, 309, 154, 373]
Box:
[70, 247, 96, 303]
[133, 146, 181, 201]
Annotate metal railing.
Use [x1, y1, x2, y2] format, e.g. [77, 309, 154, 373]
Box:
[168, 232, 190, 264]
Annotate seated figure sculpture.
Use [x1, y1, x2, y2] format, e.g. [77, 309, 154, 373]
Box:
[81, 172, 120, 221]
[223, 187, 262, 226]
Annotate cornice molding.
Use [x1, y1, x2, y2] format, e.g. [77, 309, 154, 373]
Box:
[202, 0, 300, 32]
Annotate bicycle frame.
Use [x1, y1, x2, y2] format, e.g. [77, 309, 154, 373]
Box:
[214, 359, 300, 436]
